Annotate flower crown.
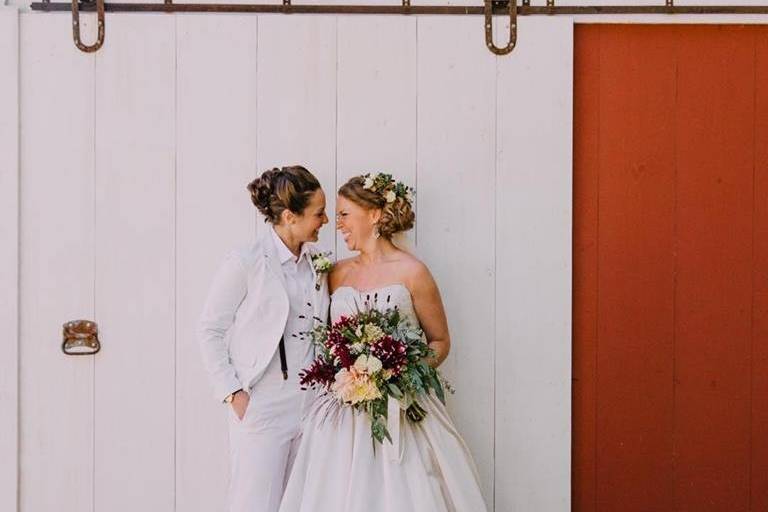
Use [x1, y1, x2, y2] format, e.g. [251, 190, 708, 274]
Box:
[361, 172, 415, 206]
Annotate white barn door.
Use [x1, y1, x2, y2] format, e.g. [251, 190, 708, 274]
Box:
[11, 12, 572, 512]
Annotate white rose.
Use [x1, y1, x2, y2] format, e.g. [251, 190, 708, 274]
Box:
[353, 354, 383, 374]
[366, 356, 383, 374]
[385, 190, 396, 203]
[353, 355, 369, 373]
[364, 177, 375, 189]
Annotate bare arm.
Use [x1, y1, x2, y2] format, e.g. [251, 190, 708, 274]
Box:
[408, 263, 451, 368]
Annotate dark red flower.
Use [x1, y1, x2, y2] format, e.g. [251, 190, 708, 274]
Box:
[333, 315, 357, 331]
[299, 358, 336, 389]
[329, 340, 355, 368]
[370, 336, 408, 376]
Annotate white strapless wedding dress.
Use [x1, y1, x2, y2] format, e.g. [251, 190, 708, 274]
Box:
[279, 284, 488, 512]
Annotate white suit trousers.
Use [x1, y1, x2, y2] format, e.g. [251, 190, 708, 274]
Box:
[227, 374, 309, 512]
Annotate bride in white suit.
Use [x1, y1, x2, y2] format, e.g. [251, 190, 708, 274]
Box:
[197, 165, 330, 512]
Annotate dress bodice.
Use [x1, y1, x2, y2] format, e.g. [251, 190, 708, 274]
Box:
[330, 283, 419, 328]
[282, 284, 489, 512]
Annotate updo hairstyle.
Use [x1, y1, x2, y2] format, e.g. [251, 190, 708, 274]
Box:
[247, 165, 321, 224]
[338, 175, 415, 238]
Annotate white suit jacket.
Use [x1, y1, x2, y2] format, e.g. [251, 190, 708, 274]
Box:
[197, 229, 331, 402]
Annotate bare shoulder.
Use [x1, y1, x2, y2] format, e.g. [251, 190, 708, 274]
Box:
[398, 254, 438, 292]
[329, 256, 357, 291]
[333, 256, 358, 273]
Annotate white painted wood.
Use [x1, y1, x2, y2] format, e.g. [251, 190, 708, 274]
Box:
[416, 16, 496, 507]
[22, 9, 768, 511]
[93, 14, 175, 512]
[175, 15, 258, 512]
[18, 12, 95, 512]
[256, 15, 337, 248]
[495, 16, 572, 512]
[0, 8, 19, 512]
[336, 16, 417, 259]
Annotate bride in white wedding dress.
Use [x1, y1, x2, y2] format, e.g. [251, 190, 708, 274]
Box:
[279, 174, 488, 512]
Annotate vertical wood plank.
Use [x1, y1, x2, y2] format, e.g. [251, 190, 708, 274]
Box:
[176, 15, 258, 512]
[417, 16, 495, 506]
[752, 25, 768, 512]
[0, 8, 19, 512]
[93, 14, 175, 512]
[19, 12, 95, 512]
[256, 15, 337, 248]
[595, 25, 677, 512]
[572, 23, 600, 512]
[675, 24, 754, 512]
[496, 16, 573, 512]
[574, 24, 768, 512]
[336, 16, 417, 259]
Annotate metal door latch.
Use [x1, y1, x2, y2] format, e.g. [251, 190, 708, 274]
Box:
[62, 319, 101, 355]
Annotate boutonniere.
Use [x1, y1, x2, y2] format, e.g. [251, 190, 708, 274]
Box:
[310, 252, 334, 290]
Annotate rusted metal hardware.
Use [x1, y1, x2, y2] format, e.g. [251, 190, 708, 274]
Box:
[62, 320, 101, 356]
[485, 0, 516, 55]
[29, 2, 768, 56]
[34, 2, 768, 15]
[71, 0, 105, 53]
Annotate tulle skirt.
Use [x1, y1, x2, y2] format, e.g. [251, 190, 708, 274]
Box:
[279, 392, 488, 512]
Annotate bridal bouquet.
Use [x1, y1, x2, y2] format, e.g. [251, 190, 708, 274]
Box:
[299, 298, 449, 445]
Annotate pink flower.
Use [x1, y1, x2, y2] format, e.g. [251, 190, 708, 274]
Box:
[331, 367, 382, 405]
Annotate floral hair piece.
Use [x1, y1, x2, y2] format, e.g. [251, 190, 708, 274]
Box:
[361, 172, 415, 206]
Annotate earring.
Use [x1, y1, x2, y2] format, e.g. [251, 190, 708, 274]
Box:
[373, 225, 381, 239]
